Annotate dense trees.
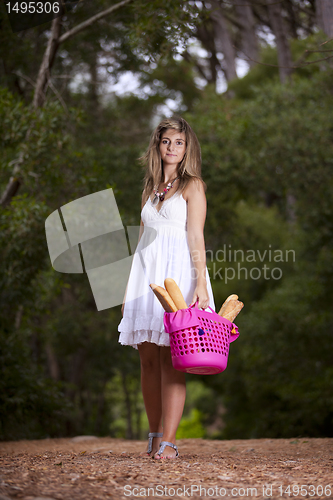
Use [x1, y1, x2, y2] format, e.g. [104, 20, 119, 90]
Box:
[186, 63, 333, 437]
[0, 0, 332, 439]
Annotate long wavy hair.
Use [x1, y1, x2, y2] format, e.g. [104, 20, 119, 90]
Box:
[141, 116, 207, 204]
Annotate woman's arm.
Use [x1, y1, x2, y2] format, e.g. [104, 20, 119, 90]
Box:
[121, 192, 146, 316]
[185, 179, 210, 309]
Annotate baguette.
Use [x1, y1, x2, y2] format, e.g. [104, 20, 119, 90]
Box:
[164, 278, 188, 310]
[220, 299, 238, 319]
[218, 294, 238, 316]
[150, 283, 178, 312]
[223, 301, 244, 322]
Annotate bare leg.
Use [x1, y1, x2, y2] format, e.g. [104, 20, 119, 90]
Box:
[138, 342, 163, 454]
[155, 346, 186, 458]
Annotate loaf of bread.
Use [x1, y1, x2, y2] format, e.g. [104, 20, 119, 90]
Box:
[164, 278, 188, 310]
[218, 294, 238, 317]
[219, 299, 238, 319]
[223, 301, 244, 322]
[150, 283, 178, 312]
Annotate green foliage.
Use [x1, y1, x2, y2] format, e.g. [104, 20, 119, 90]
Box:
[185, 65, 333, 439]
[186, 67, 333, 250]
[177, 408, 206, 439]
[221, 270, 333, 438]
[0, 195, 49, 326]
[1, 16, 333, 442]
[0, 328, 69, 440]
[0, 88, 89, 206]
[177, 380, 221, 438]
[0, 87, 138, 440]
[139, 55, 202, 111]
[209, 200, 299, 309]
[127, 1, 198, 61]
[106, 367, 144, 439]
[228, 33, 325, 101]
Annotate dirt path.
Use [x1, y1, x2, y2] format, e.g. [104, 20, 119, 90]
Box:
[0, 437, 332, 499]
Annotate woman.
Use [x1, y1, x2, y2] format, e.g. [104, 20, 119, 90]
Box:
[117, 116, 215, 459]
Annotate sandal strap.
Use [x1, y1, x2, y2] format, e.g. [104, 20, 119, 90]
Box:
[147, 432, 163, 454]
[156, 440, 179, 458]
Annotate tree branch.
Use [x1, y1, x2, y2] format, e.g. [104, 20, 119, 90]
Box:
[218, 9, 243, 30]
[48, 79, 69, 114]
[218, 0, 285, 5]
[1, 0, 136, 207]
[182, 49, 211, 82]
[58, 0, 135, 45]
[13, 71, 69, 114]
[33, 15, 62, 108]
[238, 43, 333, 69]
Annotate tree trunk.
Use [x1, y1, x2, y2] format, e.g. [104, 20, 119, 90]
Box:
[235, 3, 259, 68]
[45, 343, 60, 381]
[284, 0, 299, 39]
[0, 0, 134, 208]
[210, 2, 238, 83]
[0, 164, 22, 207]
[267, 0, 293, 84]
[195, 23, 219, 84]
[88, 55, 100, 115]
[121, 371, 133, 440]
[286, 191, 297, 225]
[133, 380, 142, 440]
[316, 0, 333, 37]
[33, 15, 63, 109]
[15, 304, 24, 329]
[95, 382, 107, 435]
[1, 16, 62, 207]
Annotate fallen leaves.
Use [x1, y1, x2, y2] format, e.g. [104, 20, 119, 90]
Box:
[0, 437, 332, 500]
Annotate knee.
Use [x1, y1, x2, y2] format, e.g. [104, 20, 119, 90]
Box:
[138, 342, 160, 373]
[160, 348, 174, 370]
[140, 355, 160, 373]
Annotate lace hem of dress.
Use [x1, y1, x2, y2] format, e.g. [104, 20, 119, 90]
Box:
[118, 314, 170, 350]
[118, 329, 170, 350]
[118, 313, 162, 332]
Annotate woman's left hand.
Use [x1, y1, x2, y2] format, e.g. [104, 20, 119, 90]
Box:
[189, 283, 210, 309]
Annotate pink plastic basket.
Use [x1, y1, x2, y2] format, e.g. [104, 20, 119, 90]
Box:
[163, 302, 239, 375]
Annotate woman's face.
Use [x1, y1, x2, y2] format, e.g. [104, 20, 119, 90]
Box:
[159, 128, 186, 168]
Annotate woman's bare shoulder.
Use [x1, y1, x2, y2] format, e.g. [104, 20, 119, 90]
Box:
[182, 178, 206, 202]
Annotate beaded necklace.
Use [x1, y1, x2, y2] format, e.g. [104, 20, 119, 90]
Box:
[152, 176, 180, 206]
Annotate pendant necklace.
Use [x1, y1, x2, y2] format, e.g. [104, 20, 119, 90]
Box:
[152, 176, 180, 206]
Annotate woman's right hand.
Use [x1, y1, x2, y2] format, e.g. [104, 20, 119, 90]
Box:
[189, 282, 210, 310]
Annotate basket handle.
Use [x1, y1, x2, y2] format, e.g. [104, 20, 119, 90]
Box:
[188, 299, 215, 313]
[188, 301, 239, 340]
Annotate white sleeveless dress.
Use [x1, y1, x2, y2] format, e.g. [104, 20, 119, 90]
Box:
[117, 190, 216, 350]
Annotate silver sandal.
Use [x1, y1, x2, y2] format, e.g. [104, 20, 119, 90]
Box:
[155, 440, 179, 459]
[147, 432, 163, 455]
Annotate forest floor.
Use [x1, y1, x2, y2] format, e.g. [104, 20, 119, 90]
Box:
[0, 437, 332, 500]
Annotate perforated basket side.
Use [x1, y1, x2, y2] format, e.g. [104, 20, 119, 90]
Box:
[170, 322, 231, 358]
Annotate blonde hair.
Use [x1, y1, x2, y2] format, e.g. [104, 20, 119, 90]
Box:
[141, 116, 207, 204]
